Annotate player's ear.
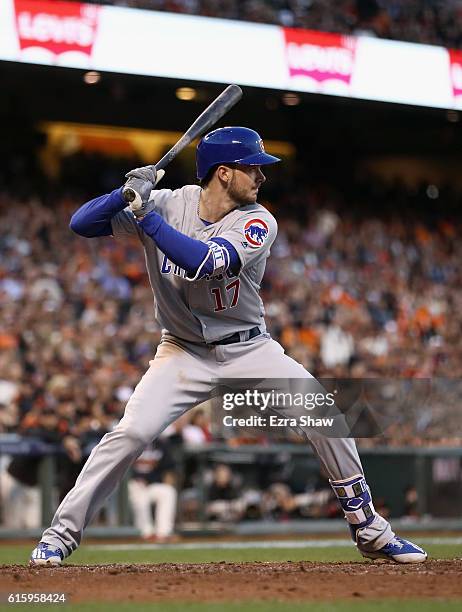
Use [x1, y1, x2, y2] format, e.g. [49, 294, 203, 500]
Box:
[216, 165, 233, 185]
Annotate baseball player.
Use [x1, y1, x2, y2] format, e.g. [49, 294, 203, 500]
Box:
[30, 127, 426, 565]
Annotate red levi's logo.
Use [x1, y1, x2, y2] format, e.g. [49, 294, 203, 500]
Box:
[283, 28, 356, 91]
[14, 0, 100, 59]
[449, 49, 462, 99]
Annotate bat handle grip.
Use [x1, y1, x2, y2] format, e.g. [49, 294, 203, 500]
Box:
[122, 165, 166, 204]
[122, 186, 137, 203]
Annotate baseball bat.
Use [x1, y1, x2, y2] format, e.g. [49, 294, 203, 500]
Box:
[122, 84, 243, 203]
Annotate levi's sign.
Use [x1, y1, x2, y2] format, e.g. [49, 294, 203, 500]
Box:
[283, 28, 356, 94]
[14, 0, 100, 62]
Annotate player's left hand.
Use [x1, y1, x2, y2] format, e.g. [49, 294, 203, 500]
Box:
[123, 165, 165, 218]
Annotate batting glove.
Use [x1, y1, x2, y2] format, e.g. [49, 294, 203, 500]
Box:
[122, 165, 165, 218]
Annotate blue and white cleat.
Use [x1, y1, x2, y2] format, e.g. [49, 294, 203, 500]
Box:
[361, 536, 427, 564]
[29, 542, 64, 566]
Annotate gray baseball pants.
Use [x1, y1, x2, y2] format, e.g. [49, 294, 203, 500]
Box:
[41, 334, 393, 555]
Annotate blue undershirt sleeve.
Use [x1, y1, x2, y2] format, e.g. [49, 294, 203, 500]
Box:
[69, 187, 126, 237]
[138, 211, 240, 278]
[138, 211, 208, 274]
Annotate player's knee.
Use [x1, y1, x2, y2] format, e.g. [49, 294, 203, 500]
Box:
[127, 429, 153, 447]
[116, 422, 155, 447]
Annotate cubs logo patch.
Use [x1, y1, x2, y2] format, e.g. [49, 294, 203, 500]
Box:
[244, 218, 269, 248]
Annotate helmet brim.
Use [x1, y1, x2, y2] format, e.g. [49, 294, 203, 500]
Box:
[236, 152, 281, 166]
[197, 151, 281, 180]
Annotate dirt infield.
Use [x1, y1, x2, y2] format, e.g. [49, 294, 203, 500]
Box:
[1, 560, 461, 603]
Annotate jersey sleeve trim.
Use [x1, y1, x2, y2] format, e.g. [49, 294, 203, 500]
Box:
[208, 237, 240, 275]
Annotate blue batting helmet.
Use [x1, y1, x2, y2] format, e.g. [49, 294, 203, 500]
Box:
[196, 126, 280, 180]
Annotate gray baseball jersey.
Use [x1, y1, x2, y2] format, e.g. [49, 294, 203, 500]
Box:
[111, 185, 276, 343]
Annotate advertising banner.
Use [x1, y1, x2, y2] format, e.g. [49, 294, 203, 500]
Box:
[449, 49, 462, 108]
[13, 0, 100, 67]
[0, 0, 460, 110]
[283, 28, 356, 95]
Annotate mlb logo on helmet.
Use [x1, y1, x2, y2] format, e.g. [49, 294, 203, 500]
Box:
[244, 218, 269, 248]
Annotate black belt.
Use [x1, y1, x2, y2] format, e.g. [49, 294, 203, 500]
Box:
[210, 326, 261, 346]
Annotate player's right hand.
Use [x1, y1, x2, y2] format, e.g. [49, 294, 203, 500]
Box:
[122, 165, 165, 217]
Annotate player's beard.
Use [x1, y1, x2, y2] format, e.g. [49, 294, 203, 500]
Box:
[228, 173, 257, 207]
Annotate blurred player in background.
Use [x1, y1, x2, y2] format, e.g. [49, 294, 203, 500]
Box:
[128, 437, 178, 543]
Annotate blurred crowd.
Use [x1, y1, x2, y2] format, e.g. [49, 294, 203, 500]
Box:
[1, 153, 461, 529]
[1, 160, 461, 443]
[70, 0, 462, 49]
